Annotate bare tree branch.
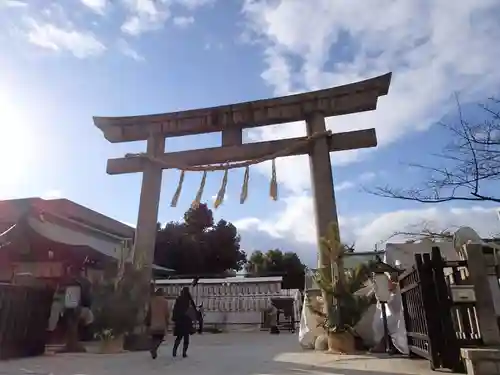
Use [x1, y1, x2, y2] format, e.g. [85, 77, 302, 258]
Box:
[366, 97, 500, 203]
[375, 220, 457, 248]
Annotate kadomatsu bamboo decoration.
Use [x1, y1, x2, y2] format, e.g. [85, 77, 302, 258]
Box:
[310, 221, 360, 353]
[313, 222, 343, 331]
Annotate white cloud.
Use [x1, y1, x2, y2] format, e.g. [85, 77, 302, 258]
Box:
[173, 16, 194, 28]
[235, 195, 500, 265]
[203, 41, 223, 50]
[174, 0, 215, 10]
[121, 0, 171, 35]
[1, 0, 27, 8]
[238, 1, 500, 265]
[211, 192, 229, 203]
[335, 171, 377, 192]
[80, 0, 107, 14]
[117, 39, 145, 61]
[38, 3, 74, 27]
[241, 0, 500, 193]
[120, 0, 215, 35]
[25, 18, 106, 58]
[237, 1, 500, 266]
[336, 181, 354, 192]
[359, 172, 376, 182]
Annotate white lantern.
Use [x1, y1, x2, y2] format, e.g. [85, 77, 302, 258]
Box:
[373, 273, 391, 303]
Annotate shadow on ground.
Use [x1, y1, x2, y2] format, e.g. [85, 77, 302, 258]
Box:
[0, 332, 458, 375]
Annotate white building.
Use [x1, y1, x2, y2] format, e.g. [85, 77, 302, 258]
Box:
[155, 276, 301, 331]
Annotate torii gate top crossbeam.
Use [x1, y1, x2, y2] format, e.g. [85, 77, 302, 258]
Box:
[93, 73, 391, 143]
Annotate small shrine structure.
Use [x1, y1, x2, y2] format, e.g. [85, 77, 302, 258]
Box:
[156, 275, 301, 330]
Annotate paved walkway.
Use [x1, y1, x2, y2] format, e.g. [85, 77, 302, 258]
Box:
[1, 333, 458, 375]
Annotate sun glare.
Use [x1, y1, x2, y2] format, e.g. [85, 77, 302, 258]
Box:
[0, 90, 34, 188]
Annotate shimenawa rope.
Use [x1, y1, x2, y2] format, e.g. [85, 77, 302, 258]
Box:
[126, 130, 331, 208]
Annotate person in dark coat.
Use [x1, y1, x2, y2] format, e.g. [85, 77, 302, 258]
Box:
[172, 287, 197, 358]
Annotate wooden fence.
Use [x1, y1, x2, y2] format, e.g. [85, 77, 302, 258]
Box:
[399, 246, 482, 373]
[0, 283, 54, 360]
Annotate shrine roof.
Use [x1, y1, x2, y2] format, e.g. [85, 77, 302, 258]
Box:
[0, 197, 132, 263]
[0, 198, 177, 273]
[0, 197, 134, 239]
[93, 73, 392, 142]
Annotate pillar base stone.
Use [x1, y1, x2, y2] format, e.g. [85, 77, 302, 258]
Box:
[461, 347, 500, 375]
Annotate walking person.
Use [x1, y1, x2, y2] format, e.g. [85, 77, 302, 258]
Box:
[289, 314, 296, 334]
[268, 300, 280, 334]
[146, 288, 170, 360]
[172, 287, 197, 358]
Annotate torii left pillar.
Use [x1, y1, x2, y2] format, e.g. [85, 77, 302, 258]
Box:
[133, 134, 165, 283]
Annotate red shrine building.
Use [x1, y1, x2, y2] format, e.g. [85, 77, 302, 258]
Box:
[0, 197, 136, 285]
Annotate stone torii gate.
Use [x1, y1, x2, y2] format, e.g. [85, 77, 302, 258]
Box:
[93, 72, 392, 282]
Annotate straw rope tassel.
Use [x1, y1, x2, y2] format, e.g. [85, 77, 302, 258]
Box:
[170, 170, 185, 207]
[270, 159, 278, 201]
[192, 171, 208, 208]
[214, 168, 229, 209]
[240, 166, 250, 204]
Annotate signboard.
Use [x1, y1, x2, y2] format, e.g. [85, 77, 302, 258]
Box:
[450, 285, 476, 303]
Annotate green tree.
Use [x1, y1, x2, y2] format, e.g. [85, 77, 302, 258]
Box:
[245, 249, 306, 290]
[184, 203, 214, 232]
[154, 203, 246, 276]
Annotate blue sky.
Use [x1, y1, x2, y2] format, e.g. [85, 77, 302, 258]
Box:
[1, 0, 500, 266]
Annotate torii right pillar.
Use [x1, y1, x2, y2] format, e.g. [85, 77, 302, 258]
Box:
[307, 109, 356, 336]
[307, 112, 343, 274]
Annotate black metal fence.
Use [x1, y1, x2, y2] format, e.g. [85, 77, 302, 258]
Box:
[399, 261, 437, 364]
[0, 283, 54, 360]
[399, 246, 483, 373]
